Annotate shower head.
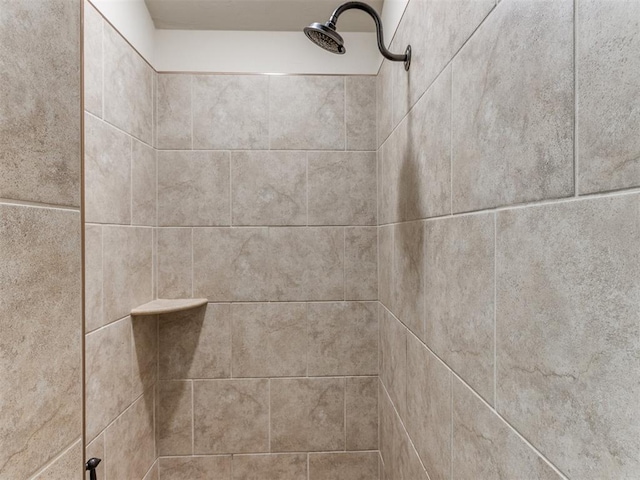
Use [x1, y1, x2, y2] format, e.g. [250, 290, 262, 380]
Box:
[304, 22, 345, 54]
[303, 1, 411, 70]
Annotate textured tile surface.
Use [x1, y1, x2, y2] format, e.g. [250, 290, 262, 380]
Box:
[378, 225, 393, 308]
[157, 381, 193, 455]
[157, 227, 192, 298]
[157, 74, 192, 149]
[132, 315, 158, 396]
[132, 139, 157, 226]
[346, 377, 378, 451]
[232, 454, 307, 480]
[309, 452, 379, 480]
[379, 308, 406, 421]
[345, 227, 378, 300]
[346, 76, 377, 151]
[85, 224, 103, 332]
[33, 440, 82, 480]
[83, 1, 103, 117]
[159, 456, 231, 480]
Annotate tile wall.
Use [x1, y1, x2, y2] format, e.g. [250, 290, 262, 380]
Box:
[378, 0, 640, 479]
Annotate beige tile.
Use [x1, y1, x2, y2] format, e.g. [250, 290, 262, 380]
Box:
[104, 391, 155, 480]
[452, 0, 574, 212]
[159, 304, 231, 379]
[231, 303, 307, 377]
[103, 226, 153, 324]
[157, 227, 192, 298]
[194, 379, 270, 454]
[158, 150, 230, 227]
[378, 225, 393, 309]
[159, 456, 231, 480]
[379, 131, 397, 226]
[143, 461, 158, 480]
[85, 317, 132, 441]
[33, 440, 83, 480]
[346, 76, 377, 151]
[308, 302, 378, 376]
[308, 151, 377, 226]
[232, 454, 307, 480]
[193, 228, 271, 301]
[152, 71, 158, 148]
[376, 60, 393, 148]
[425, 213, 495, 403]
[270, 227, 344, 301]
[84, 113, 131, 225]
[132, 315, 157, 397]
[270, 76, 345, 150]
[309, 452, 379, 480]
[393, 220, 425, 339]
[85, 224, 103, 332]
[379, 307, 407, 421]
[496, 194, 640, 479]
[577, 0, 640, 193]
[0, 205, 81, 480]
[157, 74, 192, 149]
[271, 378, 345, 452]
[346, 377, 378, 451]
[193, 75, 269, 149]
[103, 21, 153, 144]
[86, 433, 105, 480]
[406, 335, 451, 480]
[0, 0, 81, 206]
[157, 380, 193, 456]
[84, 1, 103, 117]
[345, 227, 378, 301]
[132, 139, 157, 226]
[231, 151, 307, 226]
[452, 379, 561, 480]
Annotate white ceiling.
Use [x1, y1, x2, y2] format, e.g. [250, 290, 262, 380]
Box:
[144, 0, 385, 32]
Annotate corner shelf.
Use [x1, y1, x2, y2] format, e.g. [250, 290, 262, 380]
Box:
[131, 298, 208, 316]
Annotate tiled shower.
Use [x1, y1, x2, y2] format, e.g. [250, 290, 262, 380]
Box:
[0, 0, 638, 479]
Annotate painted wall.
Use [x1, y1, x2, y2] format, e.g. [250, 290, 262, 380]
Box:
[377, 0, 640, 478]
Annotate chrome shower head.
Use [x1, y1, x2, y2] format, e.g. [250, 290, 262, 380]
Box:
[304, 22, 345, 54]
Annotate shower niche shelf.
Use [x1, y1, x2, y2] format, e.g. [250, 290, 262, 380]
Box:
[131, 298, 208, 316]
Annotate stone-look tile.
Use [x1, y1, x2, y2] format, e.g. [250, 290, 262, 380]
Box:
[33, 440, 83, 480]
[157, 74, 192, 149]
[379, 307, 407, 420]
[232, 454, 307, 480]
[0, 205, 81, 479]
[309, 452, 379, 480]
[132, 140, 157, 226]
[152, 72, 158, 148]
[308, 152, 377, 225]
[193, 75, 269, 149]
[379, 132, 398, 226]
[132, 315, 157, 397]
[451, 0, 574, 212]
[84, 1, 103, 117]
[496, 194, 640, 479]
[85, 114, 131, 224]
[159, 304, 231, 379]
[194, 379, 269, 454]
[346, 377, 378, 451]
[390, 69, 452, 223]
[0, 0, 81, 206]
[193, 228, 271, 301]
[270, 76, 345, 150]
[271, 378, 345, 452]
[577, 0, 640, 193]
[103, 21, 153, 144]
[159, 456, 231, 480]
[152, 228, 158, 299]
[104, 392, 155, 480]
[391, 0, 494, 124]
[85, 317, 132, 441]
[86, 433, 105, 480]
[231, 151, 307, 226]
[406, 335, 451, 480]
[452, 379, 561, 480]
[157, 228, 192, 298]
[346, 76, 377, 151]
[103, 226, 153, 324]
[143, 461, 159, 480]
[308, 302, 378, 376]
[345, 227, 378, 300]
[425, 213, 495, 403]
[85, 224, 103, 332]
[157, 381, 193, 456]
[158, 150, 230, 226]
[393, 220, 425, 339]
[270, 227, 344, 301]
[377, 60, 393, 148]
[231, 303, 307, 377]
[378, 225, 393, 309]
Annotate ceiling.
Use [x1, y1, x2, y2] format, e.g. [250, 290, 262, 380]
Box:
[144, 0, 385, 32]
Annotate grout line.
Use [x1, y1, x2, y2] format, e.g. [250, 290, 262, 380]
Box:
[27, 438, 82, 480]
[85, 110, 155, 149]
[573, 0, 579, 197]
[0, 198, 80, 211]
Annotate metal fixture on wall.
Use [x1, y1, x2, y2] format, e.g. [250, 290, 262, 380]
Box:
[303, 1, 411, 70]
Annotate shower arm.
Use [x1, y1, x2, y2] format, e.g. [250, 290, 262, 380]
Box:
[328, 1, 411, 68]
